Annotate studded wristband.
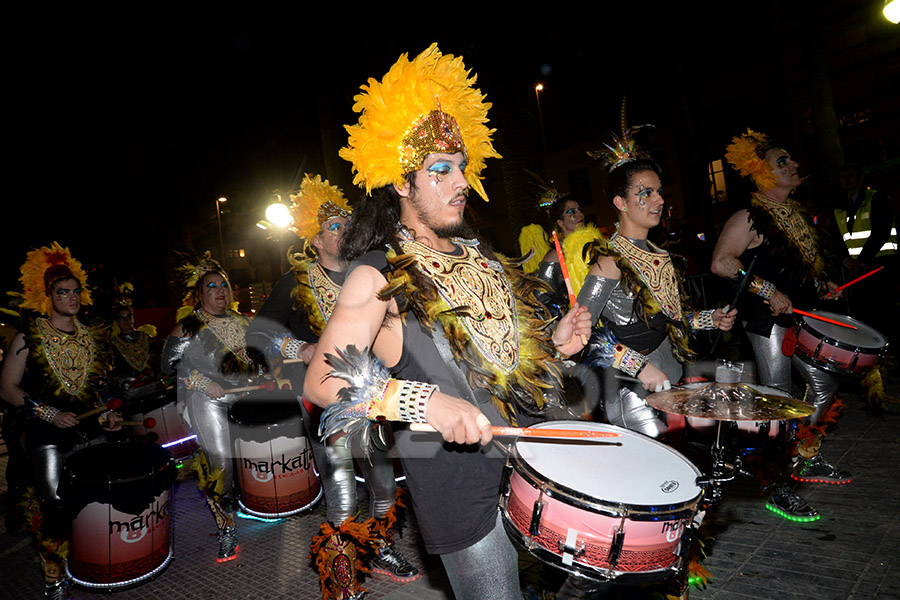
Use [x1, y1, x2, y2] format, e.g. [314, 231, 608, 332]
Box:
[186, 370, 212, 395]
[35, 403, 60, 423]
[366, 378, 437, 423]
[611, 344, 647, 378]
[748, 276, 776, 301]
[690, 309, 716, 331]
[281, 338, 305, 359]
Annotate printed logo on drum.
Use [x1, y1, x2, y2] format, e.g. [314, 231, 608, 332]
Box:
[661, 520, 683, 543]
[660, 480, 680, 493]
[243, 447, 314, 483]
[109, 500, 169, 543]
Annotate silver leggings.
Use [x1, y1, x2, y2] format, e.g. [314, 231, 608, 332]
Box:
[185, 392, 237, 503]
[746, 325, 839, 424]
[440, 512, 521, 600]
[317, 432, 396, 525]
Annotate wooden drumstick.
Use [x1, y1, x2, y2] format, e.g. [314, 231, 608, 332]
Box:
[221, 380, 278, 394]
[75, 397, 122, 420]
[99, 416, 157, 428]
[409, 423, 622, 440]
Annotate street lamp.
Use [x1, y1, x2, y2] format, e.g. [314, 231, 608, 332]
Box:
[885, 0, 900, 23]
[216, 197, 227, 262]
[535, 83, 547, 158]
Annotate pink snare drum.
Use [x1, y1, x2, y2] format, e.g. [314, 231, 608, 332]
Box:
[794, 311, 887, 376]
[229, 395, 322, 518]
[500, 421, 703, 584]
[62, 442, 175, 589]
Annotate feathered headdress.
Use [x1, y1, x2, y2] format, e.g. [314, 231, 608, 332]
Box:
[174, 251, 231, 321]
[288, 174, 351, 242]
[587, 96, 653, 172]
[111, 280, 134, 310]
[18, 242, 92, 316]
[724, 129, 777, 191]
[339, 43, 501, 201]
[524, 169, 568, 208]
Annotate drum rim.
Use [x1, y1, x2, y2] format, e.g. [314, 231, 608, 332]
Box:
[798, 312, 888, 349]
[793, 349, 885, 376]
[508, 421, 703, 518]
[498, 505, 686, 584]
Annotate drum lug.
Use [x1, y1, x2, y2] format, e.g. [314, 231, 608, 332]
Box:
[499, 461, 513, 498]
[607, 527, 625, 567]
[529, 496, 545, 537]
[850, 349, 860, 372]
[556, 530, 586, 564]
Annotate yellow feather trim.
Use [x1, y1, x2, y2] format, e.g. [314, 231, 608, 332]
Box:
[518, 224, 550, 273]
[340, 43, 501, 201]
[562, 224, 604, 296]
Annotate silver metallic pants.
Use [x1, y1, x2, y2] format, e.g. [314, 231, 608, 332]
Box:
[440, 512, 521, 600]
[185, 392, 237, 503]
[318, 432, 396, 525]
[602, 339, 683, 438]
[746, 324, 839, 424]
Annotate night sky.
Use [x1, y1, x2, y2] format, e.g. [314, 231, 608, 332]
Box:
[5, 7, 894, 312]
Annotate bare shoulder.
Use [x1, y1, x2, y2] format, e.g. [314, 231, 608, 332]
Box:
[589, 254, 620, 279]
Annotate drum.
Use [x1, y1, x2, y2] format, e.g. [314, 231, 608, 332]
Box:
[126, 391, 197, 460]
[794, 311, 887, 376]
[61, 442, 176, 589]
[229, 394, 322, 518]
[500, 421, 703, 584]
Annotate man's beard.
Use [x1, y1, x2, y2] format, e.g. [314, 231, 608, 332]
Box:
[432, 219, 476, 239]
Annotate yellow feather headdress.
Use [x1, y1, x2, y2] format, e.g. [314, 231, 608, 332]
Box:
[18, 242, 93, 316]
[725, 129, 777, 192]
[339, 43, 501, 201]
[174, 251, 234, 320]
[288, 174, 351, 242]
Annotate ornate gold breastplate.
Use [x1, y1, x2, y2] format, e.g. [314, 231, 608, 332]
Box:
[611, 234, 682, 321]
[308, 262, 341, 324]
[197, 310, 252, 364]
[400, 238, 520, 374]
[752, 193, 820, 268]
[112, 333, 150, 371]
[38, 319, 94, 396]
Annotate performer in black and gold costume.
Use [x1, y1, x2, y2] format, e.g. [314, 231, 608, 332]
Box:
[107, 282, 159, 400]
[162, 253, 261, 562]
[304, 44, 591, 600]
[0, 242, 118, 600]
[712, 130, 849, 520]
[245, 174, 417, 600]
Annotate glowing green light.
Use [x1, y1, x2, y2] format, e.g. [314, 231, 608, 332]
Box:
[765, 503, 820, 523]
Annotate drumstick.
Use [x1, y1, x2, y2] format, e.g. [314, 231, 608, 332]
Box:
[221, 381, 278, 394]
[828, 266, 883, 296]
[409, 423, 622, 440]
[552, 231, 588, 345]
[75, 397, 122, 420]
[791, 309, 857, 329]
[99, 416, 157, 428]
[710, 255, 758, 355]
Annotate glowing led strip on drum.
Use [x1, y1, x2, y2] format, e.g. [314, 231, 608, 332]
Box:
[161, 434, 198, 449]
[67, 539, 174, 589]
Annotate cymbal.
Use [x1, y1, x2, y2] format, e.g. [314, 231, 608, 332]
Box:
[646, 382, 815, 421]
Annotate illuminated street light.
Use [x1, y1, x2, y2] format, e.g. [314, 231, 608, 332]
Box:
[885, 0, 900, 23]
[535, 83, 547, 158]
[216, 197, 227, 262]
[265, 202, 292, 229]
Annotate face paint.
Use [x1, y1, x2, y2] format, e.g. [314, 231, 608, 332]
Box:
[427, 159, 467, 182]
[206, 281, 229, 289]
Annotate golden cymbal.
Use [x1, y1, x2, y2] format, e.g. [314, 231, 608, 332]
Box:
[646, 382, 815, 421]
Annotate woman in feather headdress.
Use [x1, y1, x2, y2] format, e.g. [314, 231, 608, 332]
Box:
[576, 119, 736, 438]
[161, 252, 261, 563]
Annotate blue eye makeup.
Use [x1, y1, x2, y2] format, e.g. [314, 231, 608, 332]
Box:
[206, 281, 229, 289]
[428, 162, 453, 176]
[776, 156, 789, 167]
[565, 207, 581, 216]
[327, 222, 344, 232]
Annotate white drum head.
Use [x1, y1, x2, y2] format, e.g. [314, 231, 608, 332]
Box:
[802, 311, 886, 349]
[514, 421, 701, 506]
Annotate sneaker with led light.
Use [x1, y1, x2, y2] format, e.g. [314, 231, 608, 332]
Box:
[766, 484, 819, 522]
[792, 454, 853, 485]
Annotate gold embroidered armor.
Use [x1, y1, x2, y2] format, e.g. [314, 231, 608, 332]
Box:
[399, 237, 520, 374]
[751, 193, 822, 272]
[196, 310, 252, 365]
[308, 262, 341, 325]
[37, 318, 95, 397]
[111, 333, 150, 371]
[610, 234, 683, 322]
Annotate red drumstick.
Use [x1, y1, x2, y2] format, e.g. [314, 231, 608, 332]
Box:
[222, 380, 277, 394]
[828, 266, 884, 296]
[791, 309, 857, 329]
[75, 397, 122, 420]
[410, 423, 621, 440]
[102, 417, 157, 428]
